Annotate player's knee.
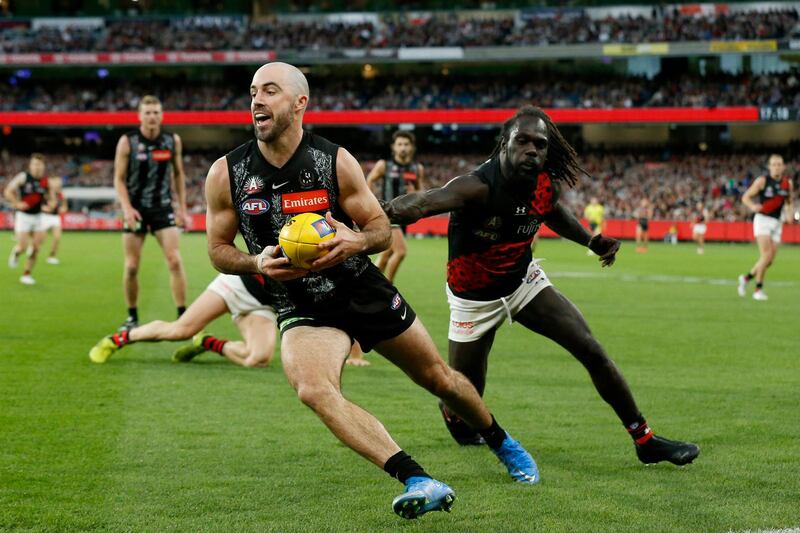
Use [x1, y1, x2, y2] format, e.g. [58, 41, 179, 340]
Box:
[295, 383, 339, 412]
[124, 261, 139, 278]
[165, 254, 183, 272]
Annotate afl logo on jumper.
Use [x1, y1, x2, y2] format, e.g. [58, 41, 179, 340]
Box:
[241, 199, 270, 215]
[299, 169, 315, 189]
[151, 149, 172, 162]
[244, 176, 264, 195]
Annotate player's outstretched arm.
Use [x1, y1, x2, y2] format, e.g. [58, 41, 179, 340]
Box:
[383, 174, 488, 225]
[545, 203, 621, 267]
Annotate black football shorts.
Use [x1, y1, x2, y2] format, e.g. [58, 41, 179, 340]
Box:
[124, 207, 177, 234]
[278, 264, 416, 352]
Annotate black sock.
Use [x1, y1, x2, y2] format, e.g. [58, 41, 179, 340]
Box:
[177, 306, 186, 317]
[744, 272, 754, 282]
[625, 416, 653, 445]
[478, 416, 507, 449]
[755, 282, 763, 290]
[383, 451, 429, 484]
[127, 307, 138, 322]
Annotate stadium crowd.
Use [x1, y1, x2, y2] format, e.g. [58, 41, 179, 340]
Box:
[1, 7, 798, 53]
[3, 72, 799, 111]
[2, 149, 796, 222]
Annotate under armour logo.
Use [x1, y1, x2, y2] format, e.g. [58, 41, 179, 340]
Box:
[515, 207, 527, 215]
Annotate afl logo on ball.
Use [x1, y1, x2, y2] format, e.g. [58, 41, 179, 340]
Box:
[241, 199, 269, 215]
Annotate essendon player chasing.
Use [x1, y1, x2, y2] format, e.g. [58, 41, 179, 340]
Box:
[366, 131, 426, 283]
[4, 153, 55, 285]
[384, 106, 700, 466]
[692, 201, 709, 255]
[204, 62, 538, 519]
[738, 154, 795, 301]
[114, 95, 189, 329]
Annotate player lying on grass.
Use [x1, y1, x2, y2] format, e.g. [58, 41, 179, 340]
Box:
[89, 273, 279, 367]
[383, 105, 700, 466]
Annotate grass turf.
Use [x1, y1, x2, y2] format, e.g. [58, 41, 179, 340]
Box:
[1, 231, 798, 532]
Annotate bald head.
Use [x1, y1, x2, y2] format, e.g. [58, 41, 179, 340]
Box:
[252, 62, 309, 99]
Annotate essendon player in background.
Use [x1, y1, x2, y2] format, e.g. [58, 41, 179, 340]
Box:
[4, 153, 55, 285]
[366, 131, 426, 283]
[385, 105, 700, 466]
[738, 154, 795, 301]
[692, 201, 709, 255]
[40, 175, 68, 264]
[114, 95, 189, 330]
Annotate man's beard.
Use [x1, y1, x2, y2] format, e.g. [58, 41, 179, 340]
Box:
[255, 110, 293, 143]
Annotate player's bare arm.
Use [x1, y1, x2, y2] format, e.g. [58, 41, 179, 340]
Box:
[741, 176, 766, 213]
[383, 173, 489, 225]
[365, 159, 386, 193]
[205, 158, 306, 281]
[171, 133, 189, 227]
[57, 178, 69, 214]
[113, 135, 140, 228]
[544, 186, 620, 267]
[416, 163, 427, 192]
[3, 172, 27, 209]
[786, 180, 795, 223]
[312, 148, 391, 270]
[45, 176, 59, 212]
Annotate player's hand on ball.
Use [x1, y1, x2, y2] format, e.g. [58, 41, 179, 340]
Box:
[588, 234, 621, 267]
[257, 245, 308, 281]
[311, 212, 364, 271]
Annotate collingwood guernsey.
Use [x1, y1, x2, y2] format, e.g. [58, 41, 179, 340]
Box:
[226, 131, 370, 305]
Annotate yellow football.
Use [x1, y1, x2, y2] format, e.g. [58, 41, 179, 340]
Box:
[278, 213, 336, 269]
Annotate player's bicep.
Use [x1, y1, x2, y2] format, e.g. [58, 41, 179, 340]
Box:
[337, 148, 387, 228]
[205, 158, 239, 245]
[113, 136, 130, 184]
[172, 134, 186, 178]
[742, 177, 765, 201]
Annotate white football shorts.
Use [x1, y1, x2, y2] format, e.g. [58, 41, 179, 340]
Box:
[40, 213, 62, 231]
[447, 260, 552, 343]
[207, 274, 277, 322]
[14, 212, 43, 233]
[692, 223, 707, 236]
[753, 213, 782, 243]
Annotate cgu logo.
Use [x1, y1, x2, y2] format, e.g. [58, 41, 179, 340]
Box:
[241, 199, 270, 215]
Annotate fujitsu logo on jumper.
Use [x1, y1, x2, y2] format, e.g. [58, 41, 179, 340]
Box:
[282, 190, 330, 214]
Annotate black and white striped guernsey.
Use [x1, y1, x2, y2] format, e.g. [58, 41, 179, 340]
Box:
[125, 130, 175, 209]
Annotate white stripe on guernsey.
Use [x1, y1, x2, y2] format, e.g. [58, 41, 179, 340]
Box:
[551, 271, 797, 288]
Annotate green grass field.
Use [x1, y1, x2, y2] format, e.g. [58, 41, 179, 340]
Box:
[1, 231, 798, 532]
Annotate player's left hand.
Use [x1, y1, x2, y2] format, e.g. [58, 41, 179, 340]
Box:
[311, 212, 364, 271]
[588, 234, 621, 267]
